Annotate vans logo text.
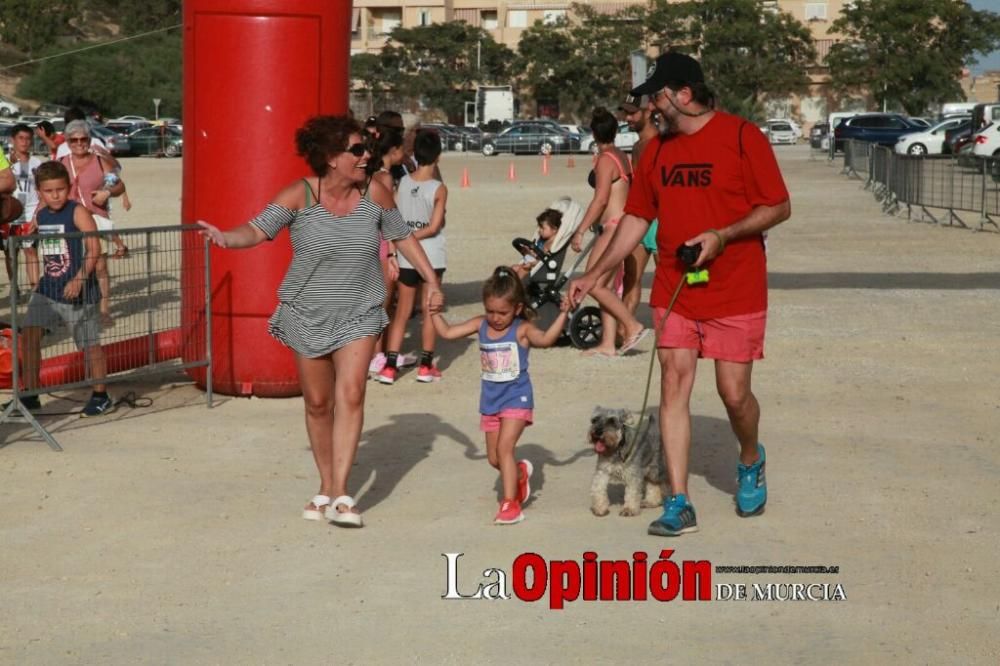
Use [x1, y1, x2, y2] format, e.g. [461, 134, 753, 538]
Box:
[662, 163, 713, 187]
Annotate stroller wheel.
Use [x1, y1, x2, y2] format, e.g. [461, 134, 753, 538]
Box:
[569, 306, 603, 349]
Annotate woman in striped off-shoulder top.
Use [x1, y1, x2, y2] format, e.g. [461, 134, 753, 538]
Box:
[198, 115, 440, 528]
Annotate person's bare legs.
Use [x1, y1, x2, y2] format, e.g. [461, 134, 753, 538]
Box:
[23, 247, 39, 288]
[385, 282, 416, 357]
[623, 245, 651, 316]
[418, 284, 436, 357]
[485, 418, 527, 501]
[295, 352, 337, 499]
[20, 327, 44, 391]
[715, 360, 760, 465]
[329, 335, 377, 514]
[84, 344, 107, 393]
[658, 347, 699, 497]
[581, 228, 643, 355]
[96, 254, 112, 324]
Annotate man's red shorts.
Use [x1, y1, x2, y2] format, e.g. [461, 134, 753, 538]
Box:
[652, 308, 766, 362]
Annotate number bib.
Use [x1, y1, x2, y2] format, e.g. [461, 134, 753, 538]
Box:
[480, 341, 521, 383]
[38, 224, 69, 257]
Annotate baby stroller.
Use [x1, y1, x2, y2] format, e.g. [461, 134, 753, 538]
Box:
[511, 197, 603, 349]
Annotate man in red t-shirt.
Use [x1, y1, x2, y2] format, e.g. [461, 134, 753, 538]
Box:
[567, 52, 790, 537]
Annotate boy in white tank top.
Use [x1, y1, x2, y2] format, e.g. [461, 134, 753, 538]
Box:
[377, 129, 449, 384]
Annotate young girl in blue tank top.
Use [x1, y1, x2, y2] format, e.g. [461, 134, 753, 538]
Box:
[430, 266, 569, 525]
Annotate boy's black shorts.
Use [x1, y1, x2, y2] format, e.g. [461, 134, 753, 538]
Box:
[397, 267, 445, 288]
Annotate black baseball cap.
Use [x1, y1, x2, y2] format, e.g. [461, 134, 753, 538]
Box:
[630, 52, 704, 97]
[618, 94, 645, 113]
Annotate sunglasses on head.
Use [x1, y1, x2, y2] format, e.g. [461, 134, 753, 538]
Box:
[344, 142, 368, 157]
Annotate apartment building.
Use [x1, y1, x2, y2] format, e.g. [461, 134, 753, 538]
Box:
[351, 0, 851, 53]
[350, 0, 861, 125]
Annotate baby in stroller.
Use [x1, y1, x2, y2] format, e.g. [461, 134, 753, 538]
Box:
[511, 208, 563, 280]
[509, 197, 604, 349]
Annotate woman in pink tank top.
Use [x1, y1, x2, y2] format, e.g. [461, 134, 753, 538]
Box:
[61, 120, 127, 325]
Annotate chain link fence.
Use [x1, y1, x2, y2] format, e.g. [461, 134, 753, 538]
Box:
[0, 224, 212, 451]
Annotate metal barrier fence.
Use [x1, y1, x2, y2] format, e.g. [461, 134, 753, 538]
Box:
[0, 224, 212, 451]
[842, 140, 1000, 231]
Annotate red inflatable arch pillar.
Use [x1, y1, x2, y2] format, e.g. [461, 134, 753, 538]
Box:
[181, 0, 353, 397]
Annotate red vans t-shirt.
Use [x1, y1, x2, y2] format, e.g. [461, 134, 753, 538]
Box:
[625, 111, 789, 319]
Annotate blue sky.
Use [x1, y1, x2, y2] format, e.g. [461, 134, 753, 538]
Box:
[969, 0, 1000, 73]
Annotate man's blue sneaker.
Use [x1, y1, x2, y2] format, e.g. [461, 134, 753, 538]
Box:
[647, 494, 698, 537]
[736, 443, 767, 517]
[80, 393, 113, 418]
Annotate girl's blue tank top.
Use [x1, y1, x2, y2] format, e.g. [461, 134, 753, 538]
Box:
[479, 318, 533, 414]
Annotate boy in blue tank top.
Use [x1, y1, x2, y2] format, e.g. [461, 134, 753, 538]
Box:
[13, 161, 112, 417]
[430, 267, 569, 525]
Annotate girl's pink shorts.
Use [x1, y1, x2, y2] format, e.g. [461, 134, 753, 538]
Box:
[480, 409, 534, 432]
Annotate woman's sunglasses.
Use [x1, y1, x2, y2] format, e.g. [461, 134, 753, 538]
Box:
[344, 142, 368, 157]
[67, 137, 90, 144]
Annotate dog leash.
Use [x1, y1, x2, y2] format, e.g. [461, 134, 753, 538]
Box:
[618, 276, 686, 465]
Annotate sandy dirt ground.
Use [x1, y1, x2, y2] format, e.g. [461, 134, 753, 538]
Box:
[1, 145, 998, 665]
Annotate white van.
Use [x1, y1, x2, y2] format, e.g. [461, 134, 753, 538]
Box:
[941, 102, 976, 117]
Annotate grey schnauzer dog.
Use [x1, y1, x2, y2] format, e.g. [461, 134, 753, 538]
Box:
[588, 406, 668, 517]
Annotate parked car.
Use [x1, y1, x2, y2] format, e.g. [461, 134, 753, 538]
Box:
[832, 113, 924, 148]
[768, 117, 802, 140]
[809, 122, 829, 150]
[454, 126, 483, 151]
[971, 122, 1000, 158]
[35, 103, 67, 118]
[481, 123, 580, 156]
[421, 123, 468, 152]
[128, 125, 182, 157]
[16, 114, 47, 126]
[909, 117, 933, 128]
[942, 120, 972, 154]
[894, 116, 970, 155]
[0, 95, 21, 118]
[828, 111, 861, 152]
[579, 122, 638, 154]
[764, 120, 797, 145]
[113, 115, 150, 123]
[956, 141, 978, 169]
[91, 124, 132, 157]
[970, 103, 1000, 133]
[105, 119, 151, 135]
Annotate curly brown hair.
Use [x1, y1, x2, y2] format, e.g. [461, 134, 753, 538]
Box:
[295, 115, 362, 177]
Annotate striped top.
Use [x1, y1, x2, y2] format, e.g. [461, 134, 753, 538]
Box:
[250, 186, 411, 358]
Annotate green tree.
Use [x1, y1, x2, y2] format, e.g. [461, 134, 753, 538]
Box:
[517, 4, 649, 120]
[827, 0, 1000, 115]
[0, 0, 78, 56]
[17, 32, 182, 118]
[648, 0, 815, 120]
[381, 21, 513, 122]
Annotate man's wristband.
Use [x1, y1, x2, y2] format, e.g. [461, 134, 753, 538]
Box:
[707, 228, 726, 253]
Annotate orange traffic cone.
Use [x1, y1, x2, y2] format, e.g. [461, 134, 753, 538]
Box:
[542, 156, 550, 176]
[461, 167, 471, 188]
[507, 162, 517, 181]
[567, 156, 576, 168]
